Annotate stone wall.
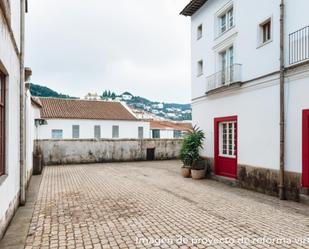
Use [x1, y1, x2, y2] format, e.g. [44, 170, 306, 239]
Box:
[203, 157, 301, 201]
[36, 139, 183, 166]
[238, 165, 301, 201]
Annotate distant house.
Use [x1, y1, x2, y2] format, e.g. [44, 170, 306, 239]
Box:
[83, 93, 101, 101]
[150, 121, 192, 139]
[152, 103, 164, 109]
[37, 98, 150, 139]
[121, 92, 133, 101]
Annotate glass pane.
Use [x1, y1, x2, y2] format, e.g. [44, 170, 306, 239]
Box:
[112, 126, 119, 138]
[221, 14, 226, 32]
[228, 9, 234, 27]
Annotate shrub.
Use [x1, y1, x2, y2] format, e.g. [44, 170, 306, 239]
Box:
[180, 126, 205, 167]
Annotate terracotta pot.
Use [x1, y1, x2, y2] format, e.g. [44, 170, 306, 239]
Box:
[181, 167, 191, 178]
[191, 169, 205, 180]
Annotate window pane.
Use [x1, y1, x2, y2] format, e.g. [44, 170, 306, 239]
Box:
[228, 9, 234, 27]
[112, 125, 119, 138]
[173, 130, 182, 138]
[152, 130, 160, 138]
[52, 130, 63, 139]
[72, 125, 80, 139]
[221, 14, 226, 32]
[197, 25, 203, 39]
[138, 127, 144, 139]
[94, 125, 101, 139]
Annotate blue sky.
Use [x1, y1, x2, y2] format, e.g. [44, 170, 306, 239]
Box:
[26, 0, 191, 103]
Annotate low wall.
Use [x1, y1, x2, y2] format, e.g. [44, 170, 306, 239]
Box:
[36, 139, 183, 165]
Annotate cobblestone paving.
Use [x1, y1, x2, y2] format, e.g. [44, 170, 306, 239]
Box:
[25, 161, 309, 249]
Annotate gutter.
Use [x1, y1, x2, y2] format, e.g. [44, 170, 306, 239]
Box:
[19, 0, 26, 205]
[279, 0, 286, 200]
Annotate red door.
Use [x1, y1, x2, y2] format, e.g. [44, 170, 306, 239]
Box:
[214, 116, 238, 179]
[303, 110, 309, 188]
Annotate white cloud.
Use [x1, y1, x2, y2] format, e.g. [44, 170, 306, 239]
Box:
[25, 0, 191, 103]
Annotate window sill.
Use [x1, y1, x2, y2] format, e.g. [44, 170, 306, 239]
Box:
[215, 25, 235, 40]
[197, 73, 203, 78]
[257, 39, 273, 49]
[0, 174, 8, 186]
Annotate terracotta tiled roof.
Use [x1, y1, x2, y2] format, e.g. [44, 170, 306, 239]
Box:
[150, 121, 192, 131]
[180, 0, 207, 16]
[39, 98, 137, 121]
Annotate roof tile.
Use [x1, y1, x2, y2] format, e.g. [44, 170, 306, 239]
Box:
[39, 98, 137, 121]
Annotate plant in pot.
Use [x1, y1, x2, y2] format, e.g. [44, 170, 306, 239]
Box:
[180, 126, 205, 179]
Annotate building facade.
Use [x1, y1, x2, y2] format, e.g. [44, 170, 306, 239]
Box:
[150, 121, 192, 139]
[37, 98, 150, 140]
[181, 0, 309, 200]
[0, 0, 27, 239]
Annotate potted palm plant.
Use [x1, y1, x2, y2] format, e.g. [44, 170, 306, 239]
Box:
[180, 126, 205, 179]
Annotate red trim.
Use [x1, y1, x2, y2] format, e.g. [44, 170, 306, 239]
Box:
[214, 116, 238, 179]
[302, 110, 309, 188]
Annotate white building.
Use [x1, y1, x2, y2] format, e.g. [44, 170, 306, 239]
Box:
[121, 92, 133, 101]
[37, 98, 150, 140]
[181, 0, 309, 200]
[0, 0, 29, 239]
[25, 91, 42, 183]
[83, 92, 101, 101]
[150, 121, 192, 139]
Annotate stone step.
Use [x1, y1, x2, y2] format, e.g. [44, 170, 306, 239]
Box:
[300, 194, 309, 205]
[212, 174, 239, 187]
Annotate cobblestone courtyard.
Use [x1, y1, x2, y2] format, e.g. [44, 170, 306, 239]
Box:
[23, 161, 309, 249]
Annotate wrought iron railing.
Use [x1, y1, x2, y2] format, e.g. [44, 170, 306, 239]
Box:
[289, 25, 309, 65]
[206, 64, 242, 93]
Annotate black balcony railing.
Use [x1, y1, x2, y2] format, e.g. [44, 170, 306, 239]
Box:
[289, 25, 309, 65]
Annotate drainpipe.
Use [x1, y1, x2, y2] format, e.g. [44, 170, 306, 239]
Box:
[279, 0, 286, 200]
[20, 0, 26, 205]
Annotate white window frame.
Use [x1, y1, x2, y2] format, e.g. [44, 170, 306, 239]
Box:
[197, 60, 203, 77]
[217, 6, 234, 36]
[219, 121, 236, 158]
[257, 17, 273, 48]
[52, 129, 63, 139]
[197, 24, 203, 40]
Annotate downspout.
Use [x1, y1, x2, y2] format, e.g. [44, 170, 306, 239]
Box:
[279, 0, 286, 200]
[20, 0, 26, 205]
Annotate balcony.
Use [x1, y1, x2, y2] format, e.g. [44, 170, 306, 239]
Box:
[289, 25, 309, 65]
[206, 64, 242, 94]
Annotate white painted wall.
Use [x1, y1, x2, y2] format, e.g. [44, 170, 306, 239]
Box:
[25, 90, 41, 183]
[0, 0, 22, 234]
[38, 119, 150, 140]
[191, 0, 309, 100]
[189, 0, 309, 174]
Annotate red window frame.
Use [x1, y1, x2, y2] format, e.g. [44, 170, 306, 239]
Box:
[0, 72, 5, 177]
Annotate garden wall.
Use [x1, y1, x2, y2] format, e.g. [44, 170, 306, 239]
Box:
[36, 139, 183, 165]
